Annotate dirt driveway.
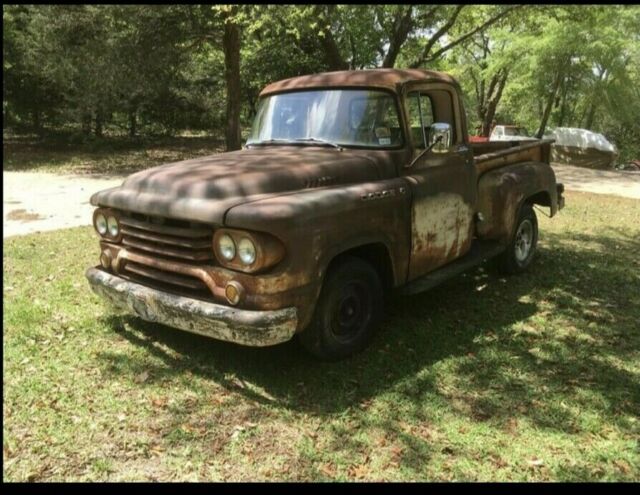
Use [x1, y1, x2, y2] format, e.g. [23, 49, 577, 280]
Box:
[3, 172, 124, 238]
[3, 164, 640, 238]
[551, 163, 640, 199]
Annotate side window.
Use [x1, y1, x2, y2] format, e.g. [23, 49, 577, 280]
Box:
[406, 92, 435, 149]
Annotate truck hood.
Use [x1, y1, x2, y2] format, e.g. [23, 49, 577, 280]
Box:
[90, 146, 383, 224]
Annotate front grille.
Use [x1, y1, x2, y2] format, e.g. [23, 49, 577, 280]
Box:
[120, 213, 214, 263]
[116, 211, 216, 299]
[124, 261, 208, 291]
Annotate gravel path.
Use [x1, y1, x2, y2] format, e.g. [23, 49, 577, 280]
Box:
[3, 164, 639, 238]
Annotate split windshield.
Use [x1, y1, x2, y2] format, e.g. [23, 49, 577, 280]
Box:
[247, 89, 403, 148]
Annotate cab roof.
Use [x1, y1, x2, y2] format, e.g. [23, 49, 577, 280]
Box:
[260, 68, 458, 96]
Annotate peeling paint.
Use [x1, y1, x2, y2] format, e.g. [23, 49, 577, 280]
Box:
[410, 193, 473, 276]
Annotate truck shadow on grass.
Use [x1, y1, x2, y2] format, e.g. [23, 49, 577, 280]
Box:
[101, 229, 640, 440]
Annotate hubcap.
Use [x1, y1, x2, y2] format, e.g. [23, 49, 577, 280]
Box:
[330, 281, 371, 343]
[514, 219, 533, 262]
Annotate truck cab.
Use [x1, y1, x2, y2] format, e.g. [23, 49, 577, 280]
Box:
[86, 69, 564, 360]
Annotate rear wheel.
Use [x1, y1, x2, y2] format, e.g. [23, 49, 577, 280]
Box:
[298, 256, 384, 360]
[497, 202, 538, 274]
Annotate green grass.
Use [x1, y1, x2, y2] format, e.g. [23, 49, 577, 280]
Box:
[3, 191, 640, 481]
[3, 133, 225, 175]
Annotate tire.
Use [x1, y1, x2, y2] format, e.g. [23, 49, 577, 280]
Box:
[298, 256, 384, 361]
[497, 202, 538, 274]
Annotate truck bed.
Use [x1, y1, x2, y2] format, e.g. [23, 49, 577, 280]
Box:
[471, 139, 554, 175]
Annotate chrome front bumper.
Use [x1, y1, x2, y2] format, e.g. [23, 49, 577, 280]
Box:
[86, 267, 298, 347]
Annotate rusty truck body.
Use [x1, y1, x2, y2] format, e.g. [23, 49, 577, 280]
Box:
[86, 69, 565, 360]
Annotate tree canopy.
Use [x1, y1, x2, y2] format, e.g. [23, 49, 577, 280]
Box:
[3, 4, 639, 160]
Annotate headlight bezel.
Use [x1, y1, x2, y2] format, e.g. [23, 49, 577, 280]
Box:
[213, 228, 285, 273]
[93, 208, 122, 242]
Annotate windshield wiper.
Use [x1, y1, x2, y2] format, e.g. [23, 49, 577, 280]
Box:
[247, 137, 343, 150]
[293, 137, 343, 150]
[246, 138, 296, 146]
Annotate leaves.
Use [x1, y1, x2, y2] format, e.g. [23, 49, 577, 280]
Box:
[133, 371, 149, 384]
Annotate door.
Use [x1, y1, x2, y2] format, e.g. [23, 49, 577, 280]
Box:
[403, 84, 477, 280]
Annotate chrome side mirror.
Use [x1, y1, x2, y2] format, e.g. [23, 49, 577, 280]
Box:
[428, 123, 451, 153]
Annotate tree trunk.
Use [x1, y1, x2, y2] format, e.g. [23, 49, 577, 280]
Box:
[584, 69, 606, 130]
[315, 6, 348, 71]
[95, 107, 104, 138]
[480, 70, 508, 137]
[223, 13, 242, 151]
[381, 6, 414, 68]
[128, 104, 137, 138]
[584, 101, 598, 130]
[537, 66, 564, 138]
[557, 77, 568, 127]
[33, 108, 42, 135]
[82, 110, 92, 135]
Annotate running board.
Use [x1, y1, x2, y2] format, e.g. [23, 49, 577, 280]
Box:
[401, 241, 505, 295]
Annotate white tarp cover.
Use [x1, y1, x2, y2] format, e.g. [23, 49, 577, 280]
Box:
[543, 127, 617, 153]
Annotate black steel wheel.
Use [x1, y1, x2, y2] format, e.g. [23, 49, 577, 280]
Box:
[298, 256, 383, 360]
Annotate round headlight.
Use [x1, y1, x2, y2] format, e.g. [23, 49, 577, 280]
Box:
[218, 234, 236, 260]
[107, 216, 119, 237]
[238, 238, 256, 265]
[95, 213, 107, 235]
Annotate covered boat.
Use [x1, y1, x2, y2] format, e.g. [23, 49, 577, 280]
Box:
[544, 127, 618, 169]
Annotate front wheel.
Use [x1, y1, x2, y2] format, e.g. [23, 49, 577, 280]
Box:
[298, 256, 384, 360]
[497, 202, 538, 274]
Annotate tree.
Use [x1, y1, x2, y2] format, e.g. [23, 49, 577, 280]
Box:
[222, 6, 242, 150]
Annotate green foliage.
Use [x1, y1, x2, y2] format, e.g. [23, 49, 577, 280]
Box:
[3, 5, 639, 160]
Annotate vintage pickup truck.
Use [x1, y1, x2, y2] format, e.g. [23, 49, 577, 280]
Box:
[86, 69, 564, 360]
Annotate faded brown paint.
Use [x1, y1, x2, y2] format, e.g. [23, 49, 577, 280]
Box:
[474, 139, 554, 175]
[476, 161, 560, 242]
[260, 68, 458, 96]
[86, 69, 564, 348]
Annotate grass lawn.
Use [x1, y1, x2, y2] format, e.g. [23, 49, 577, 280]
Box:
[3, 134, 225, 175]
[3, 191, 639, 481]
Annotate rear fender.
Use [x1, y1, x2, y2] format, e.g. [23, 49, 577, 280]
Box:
[476, 161, 559, 242]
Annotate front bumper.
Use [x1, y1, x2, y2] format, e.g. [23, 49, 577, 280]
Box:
[86, 267, 298, 347]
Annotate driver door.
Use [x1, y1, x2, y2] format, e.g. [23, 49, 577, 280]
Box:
[403, 85, 477, 280]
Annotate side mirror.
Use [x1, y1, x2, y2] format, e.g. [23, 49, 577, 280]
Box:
[428, 123, 451, 153]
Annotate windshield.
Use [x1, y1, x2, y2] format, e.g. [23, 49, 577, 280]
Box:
[504, 126, 529, 137]
[247, 89, 403, 148]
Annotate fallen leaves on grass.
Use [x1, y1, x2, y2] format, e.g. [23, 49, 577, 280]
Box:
[318, 463, 336, 477]
[613, 460, 631, 474]
[348, 463, 370, 479]
[528, 457, 544, 467]
[134, 371, 150, 384]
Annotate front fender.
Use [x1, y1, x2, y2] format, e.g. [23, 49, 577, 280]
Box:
[224, 179, 413, 329]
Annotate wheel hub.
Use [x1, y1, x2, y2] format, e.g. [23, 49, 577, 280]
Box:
[330, 281, 371, 343]
[515, 219, 533, 262]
